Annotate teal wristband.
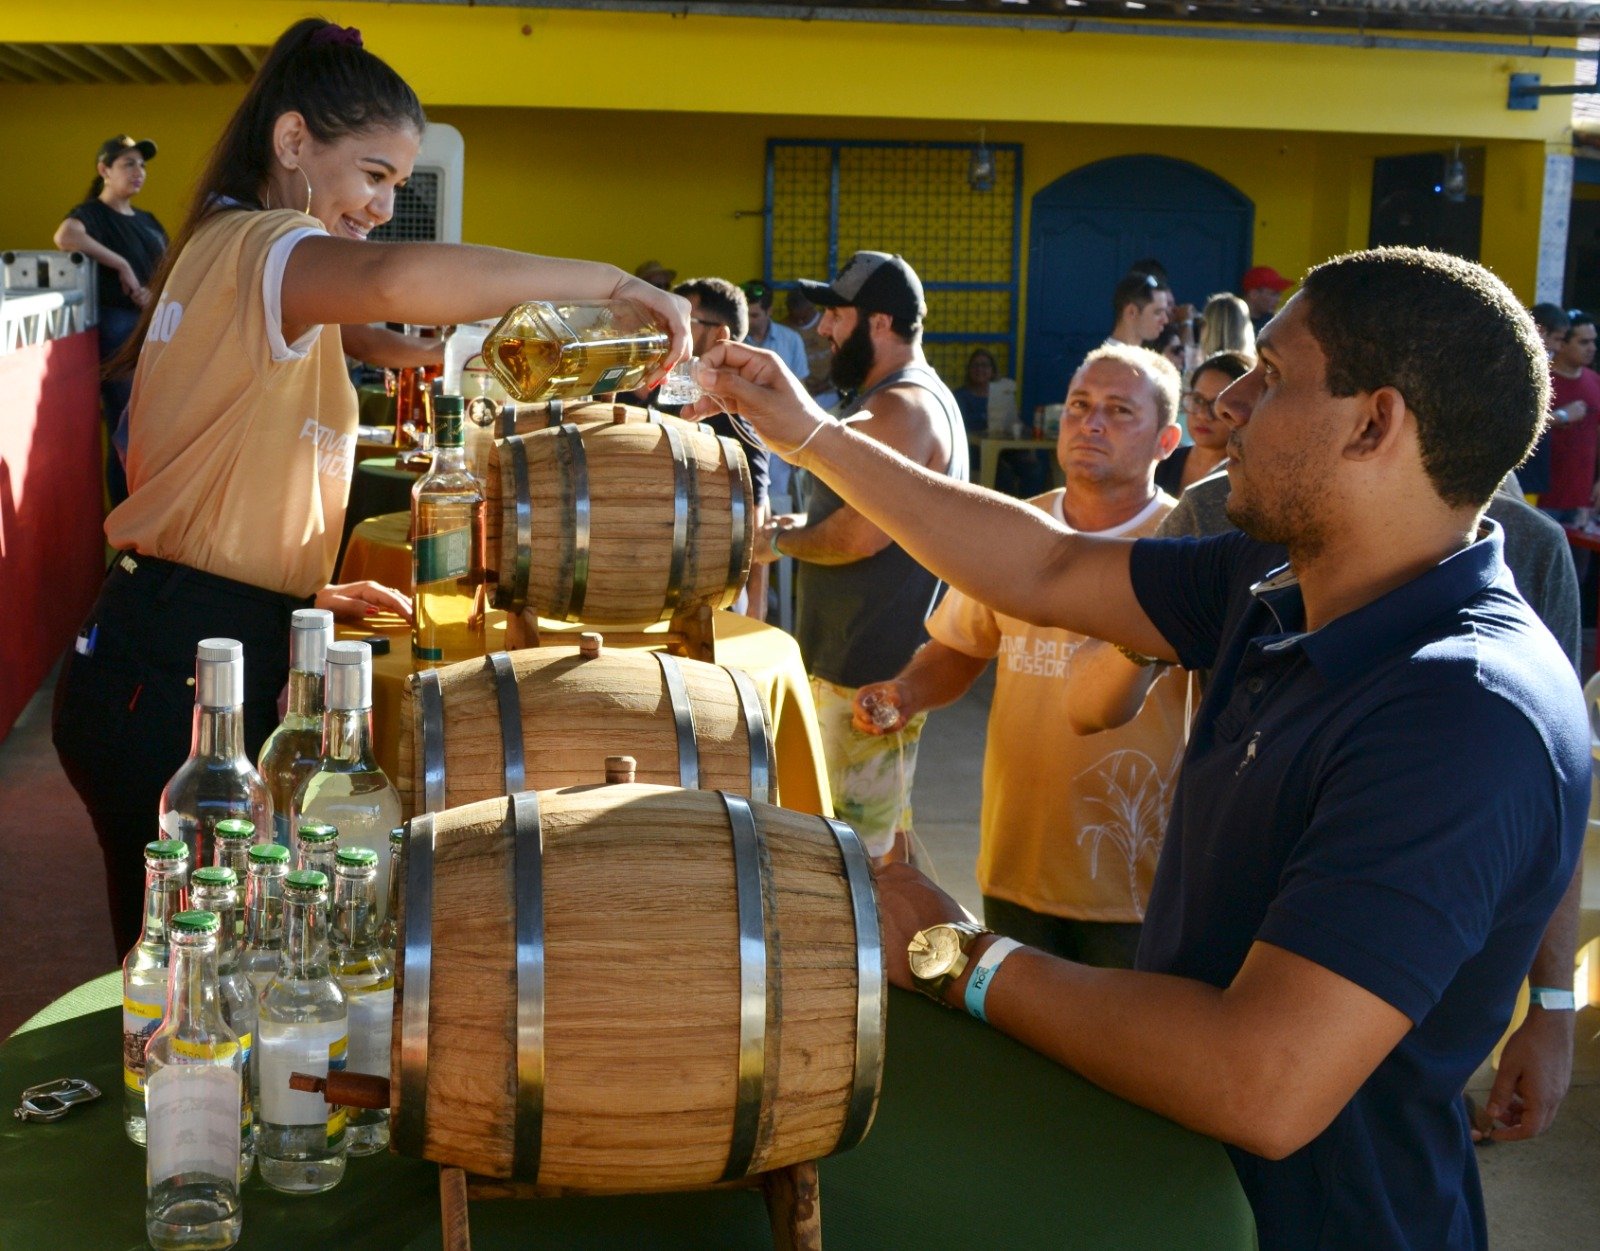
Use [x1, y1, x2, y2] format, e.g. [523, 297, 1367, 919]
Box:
[1529, 985, 1576, 1010]
[770, 528, 789, 559]
[964, 937, 1021, 1023]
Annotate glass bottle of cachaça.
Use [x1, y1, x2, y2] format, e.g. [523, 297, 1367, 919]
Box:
[240, 844, 289, 1004]
[213, 817, 255, 878]
[159, 638, 271, 871]
[256, 870, 348, 1194]
[293, 820, 339, 881]
[330, 846, 394, 1155]
[124, 839, 190, 1145]
[143, 910, 245, 1251]
[190, 867, 256, 1178]
[411, 394, 487, 670]
[258, 609, 334, 849]
[482, 299, 669, 403]
[294, 642, 402, 916]
[377, 826, 405, 961]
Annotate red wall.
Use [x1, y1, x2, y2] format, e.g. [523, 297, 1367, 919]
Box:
[0, 330, 104, 741]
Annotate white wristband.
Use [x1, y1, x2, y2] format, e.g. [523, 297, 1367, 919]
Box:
[963, 937, 1021, 1023]
[785, 418, 837, 457]
[1529, 985, 1576, 1010]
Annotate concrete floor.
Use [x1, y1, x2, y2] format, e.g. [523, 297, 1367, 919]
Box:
[3, 659, 1598, 1244]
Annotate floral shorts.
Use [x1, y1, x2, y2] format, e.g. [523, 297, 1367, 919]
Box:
[810, 676, 927, 858]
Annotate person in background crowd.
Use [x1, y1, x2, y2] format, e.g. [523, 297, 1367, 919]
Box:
[52, 18, 690, 954]
[1540, 311, 1600, 540]
[1105, 271, 1171, 349]
[665, 276, 770, 619]
[684, 246, 1585, 1248]
[54, 135, 169, 506]
[1240, 264, 1292, 336]
[751, 251, 966, 869]
[853, 344, 1184, 969]
[784, 286, 838, 411]
[953, 347, 999, 435]
[1522, 303, 1572, 500]
[634, 259, 675, 290]
[1154, 351, 1250, 497]
[1197, 292, 1257, 362]
[1147, 323, 1188, 375]
[742, 279, 810, 382]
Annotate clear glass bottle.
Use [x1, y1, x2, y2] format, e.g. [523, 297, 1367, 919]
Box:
[159, 639, 272, 871]
[255, 870, 348, 1194]
[240, 844, 289, 1003]
[124, 839, 190, 1146]
[293, 642, 402, 920]
[330, 846, 394, 1155]
[411, 395, 487, 670]
[293, 820, 339, 880]
[144, 910, 244, 1251]
[483, 299, 669, 402]
[213, 818, 255, 876]
[258, 609, 333, 849]
[377, 826, 405, 959]
[190, 867, 255, 1179]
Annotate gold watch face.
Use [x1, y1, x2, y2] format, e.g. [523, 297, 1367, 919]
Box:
[908, 925, 964, 980]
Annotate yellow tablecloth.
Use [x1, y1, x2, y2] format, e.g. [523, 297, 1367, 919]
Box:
[339, 510, 413, 587]
[338, 609, 831, 818]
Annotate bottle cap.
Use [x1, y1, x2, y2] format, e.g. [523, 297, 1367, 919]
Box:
[170, 910, 221, 935]
[389, 826, 405, 846]
[248, 843, 290, 866]
[325, 640, 372, 711]
[336, 846, 380, 869]
[195, 638, 244, 708]
[215, 818, 256, 842]
[286, 869, 329, 893]
[192, 866, 238, 889]
[290, 608, 335, 675]
[297, 820, 338, 845]
[145, 840, 189, 863]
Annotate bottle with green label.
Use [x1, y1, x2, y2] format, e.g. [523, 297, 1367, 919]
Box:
[124, 839, 190, 1146]
[143, 910, 244, 1251]
[190, 867, 256, 1178]
[330, 846, 394, 1155]
[258, 609, 334, 848]
[256, 870, 348, 1194]
[411, 394, 487, 670]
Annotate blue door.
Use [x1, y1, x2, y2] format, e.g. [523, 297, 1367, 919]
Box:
[1022, 157, 1254, 418]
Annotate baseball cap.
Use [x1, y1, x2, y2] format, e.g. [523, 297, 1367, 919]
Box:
[634, 260, 676, 286]
[1241, 265, 1291, 294]
[97, 135, 157, 166]
[797, 251, 926, 322]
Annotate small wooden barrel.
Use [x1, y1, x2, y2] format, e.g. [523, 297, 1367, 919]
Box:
[398, 642, 772, 817]
[486, 408, 754, 624]
[491, 397, 706, 440]
[392, 784, 884, 1188]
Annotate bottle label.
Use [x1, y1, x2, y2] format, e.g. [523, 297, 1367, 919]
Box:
[346, 983, 395, 1080]
[594, 364, 630, 393]
[413, 525, 471, 585]
[434, 414, 464, 447]
[122, 987, 166, 1092]
[257, 1020, 349, 1141]
[146, 1066, 244, 1187]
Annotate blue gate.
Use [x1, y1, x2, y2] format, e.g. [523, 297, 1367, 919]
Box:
[1022, 156, 1254, 419]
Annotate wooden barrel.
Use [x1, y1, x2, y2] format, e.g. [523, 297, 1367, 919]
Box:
[490, 397, 705, 440]
[398, 641, 772, 817]
[391, 784, 884, 1188]
[486, 408, 754, 624]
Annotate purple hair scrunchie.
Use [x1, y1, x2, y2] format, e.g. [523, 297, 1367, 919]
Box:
[310, 24, 363, 49]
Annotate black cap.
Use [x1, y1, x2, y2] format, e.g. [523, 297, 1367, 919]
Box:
[796, 252, 925, 323]
[97, 135, 157, 166]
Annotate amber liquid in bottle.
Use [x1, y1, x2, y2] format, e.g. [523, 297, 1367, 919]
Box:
[483, 301, 669, 403]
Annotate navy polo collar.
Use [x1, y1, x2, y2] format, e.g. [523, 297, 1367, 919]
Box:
[1245, 520, 1506, 684]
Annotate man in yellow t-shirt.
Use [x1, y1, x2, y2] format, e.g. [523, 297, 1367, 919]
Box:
[854, 344, 1187, 967]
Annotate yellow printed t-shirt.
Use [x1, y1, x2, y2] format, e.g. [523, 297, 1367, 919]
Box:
[106, 209, 357, 598]
[926, 490, 1188, 922]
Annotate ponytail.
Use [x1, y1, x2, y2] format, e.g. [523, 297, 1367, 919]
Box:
[106, 18, 424, 379]
[87, 174, 105, 200]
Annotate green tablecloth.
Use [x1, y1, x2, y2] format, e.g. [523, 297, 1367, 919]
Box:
[341, 455, 424, 566]
[1, 982, 1255, 1249]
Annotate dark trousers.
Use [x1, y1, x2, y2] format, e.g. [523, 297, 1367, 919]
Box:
[982, 895, 1143, 970]
[52, 554, 305, 954]
[97, 307, 139, 507]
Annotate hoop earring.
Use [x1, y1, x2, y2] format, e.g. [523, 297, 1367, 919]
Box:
[298, 166, 313, 215]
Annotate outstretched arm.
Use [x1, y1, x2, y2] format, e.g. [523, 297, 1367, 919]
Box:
[852, 640, 990, 735]
[684, 342, 1175, 660]
[339, 323, 445, 370]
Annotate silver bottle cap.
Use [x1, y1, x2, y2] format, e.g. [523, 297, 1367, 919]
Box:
[195, 638, 244, 708]
[290, 608, 334, 675]
[325, 640, 372, 711]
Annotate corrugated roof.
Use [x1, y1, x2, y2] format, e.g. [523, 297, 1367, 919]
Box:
[0, 43, 264, 86]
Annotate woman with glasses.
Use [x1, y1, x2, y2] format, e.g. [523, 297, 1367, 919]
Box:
[1154, 351, 1250, 497]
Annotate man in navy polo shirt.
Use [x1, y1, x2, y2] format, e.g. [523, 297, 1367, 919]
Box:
[683, 247, 1587, 1249]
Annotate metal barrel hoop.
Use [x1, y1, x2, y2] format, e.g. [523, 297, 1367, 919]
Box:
[510, 791, 547, 1181]
[725, 665, 773, 805]
[507, 435, 533, 613]
[554, 423, 591, 622]
[821, 816, 885, 1155]
[396, 813, 438, 1159]
[654, 651, 701, 789]
[717, 435, 752, 610]
[659, 419, 694, 612]
[720, 792, 774, 1181]
[418, 669, 448, 814]
[488, 651, 526, 795]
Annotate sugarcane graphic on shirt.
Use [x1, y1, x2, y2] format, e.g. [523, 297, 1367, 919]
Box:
[1075, 743, 1183, 917]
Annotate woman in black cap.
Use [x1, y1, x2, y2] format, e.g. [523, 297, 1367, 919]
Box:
[54, 135, 169, 505]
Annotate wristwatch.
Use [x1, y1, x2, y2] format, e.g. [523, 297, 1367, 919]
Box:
[908, 921, 990, 1003]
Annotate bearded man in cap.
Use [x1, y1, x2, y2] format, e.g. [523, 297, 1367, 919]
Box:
[754, 251, 968, 867]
